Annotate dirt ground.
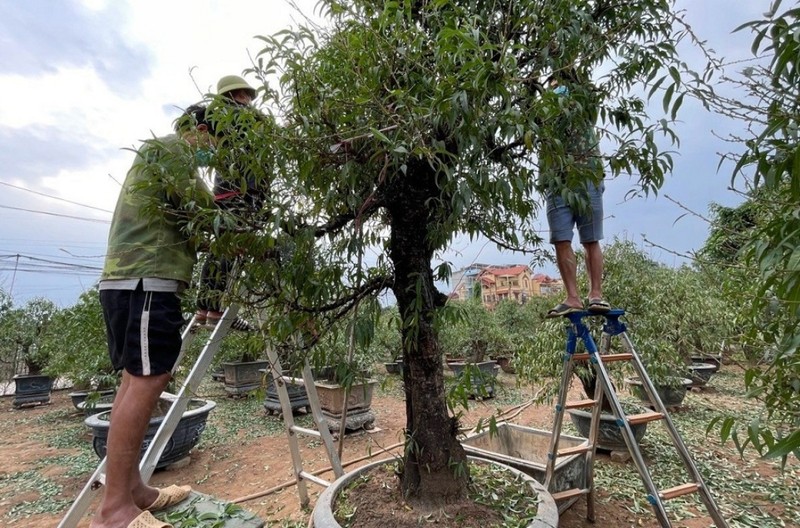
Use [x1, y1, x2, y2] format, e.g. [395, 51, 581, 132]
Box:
[0, 367, 795, 527]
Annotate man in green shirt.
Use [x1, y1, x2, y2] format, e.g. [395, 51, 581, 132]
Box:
[92, 105, 215, 528]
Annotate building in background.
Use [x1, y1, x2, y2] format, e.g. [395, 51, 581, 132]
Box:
[448, 264, 562, 309]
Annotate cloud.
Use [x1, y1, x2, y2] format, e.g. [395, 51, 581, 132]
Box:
[0, 1, 151, 96]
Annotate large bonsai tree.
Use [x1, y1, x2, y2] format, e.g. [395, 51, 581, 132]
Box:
[202, 0, 707, 509]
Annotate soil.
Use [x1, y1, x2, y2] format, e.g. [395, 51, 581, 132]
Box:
[0, 366, 795, 527]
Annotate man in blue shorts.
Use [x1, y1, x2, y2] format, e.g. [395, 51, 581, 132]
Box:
[541, 76, 610, 318]
[93, 105, 216, 528]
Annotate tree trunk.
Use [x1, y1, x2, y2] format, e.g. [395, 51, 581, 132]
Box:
[387, 163, 469, 509]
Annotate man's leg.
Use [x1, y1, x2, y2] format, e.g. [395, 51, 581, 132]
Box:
[583, 241, 604, 301]
[555, 240, 583, 309]
[547, 192, 582, 312]
[91, 370, 171, 528]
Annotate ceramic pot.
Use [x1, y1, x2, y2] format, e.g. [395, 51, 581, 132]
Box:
[567, 403, 649, 452]
[449, 360, 501, 398]
[12, 374, 53, 408]
[686, 363, 716, 387]
[85, 397, 215, 469]
[626, 376, 693, 408]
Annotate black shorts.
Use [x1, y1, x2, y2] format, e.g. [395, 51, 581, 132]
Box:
[100, 285, 184, 376]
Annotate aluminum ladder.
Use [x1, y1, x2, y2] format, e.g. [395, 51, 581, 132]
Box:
[543, 309, 729, 528]
[58, 305, 242, 528]
[262, 343, 344, 508]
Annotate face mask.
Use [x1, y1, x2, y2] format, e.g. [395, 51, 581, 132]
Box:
[553, 85, 569, 96]
[195, 148, 215, 167]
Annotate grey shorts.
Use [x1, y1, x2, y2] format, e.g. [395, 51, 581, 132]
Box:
[546, 181, 605, 244]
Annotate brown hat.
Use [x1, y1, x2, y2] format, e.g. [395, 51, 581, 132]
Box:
[216, 75, 256, 99]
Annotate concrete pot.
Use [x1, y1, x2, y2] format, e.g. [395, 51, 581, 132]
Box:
[462, 422, 587, 513]
[314, 379, 377, 432]
[311, 456, 559, 528]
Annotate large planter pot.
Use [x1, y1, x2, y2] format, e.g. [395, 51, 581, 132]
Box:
[314, 379, 377, 433]
[77, 393, 115, 416]
[462, 423, 586, 513]
[567, 402, 650, 452]
[449, 360, 500, 398]
[691, 355, 721, 373]
[12, 374, 54, 409]
[85, 396, 216, 469]
[222, 360, 268, 396]
[686, 362, 716, 388]
[626, 376, 693, 409]
[69, 389, 116, 411]
[383, 360, 403, 375]
[311, 456, 559, 528]
[491, 356, 516, 374]
[260, 369, 310, 415]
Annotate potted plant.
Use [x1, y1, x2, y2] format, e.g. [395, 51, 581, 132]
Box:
[218, 332, 268, 397]
[198, 0, 699, 519]
[313, 361, 378, 433]
[366, 307, 404, 375]
[311, 456, 559, 527]
[38, 290, 119, 410]
[0, 297, 59, 408]
[85, 393, 216, 469]
[261, 339, 312, 415]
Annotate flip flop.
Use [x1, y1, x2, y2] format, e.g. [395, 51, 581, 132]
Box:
[587, 298, 611, 313]
[545, 303, 583, 318]
[145, 484, 192, 512]
[127, 510, 172, 528]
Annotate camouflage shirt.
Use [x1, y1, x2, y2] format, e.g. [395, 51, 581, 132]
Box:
[102, 134, 212, 285]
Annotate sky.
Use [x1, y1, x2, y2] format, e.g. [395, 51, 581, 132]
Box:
[0, 0, 768, 308]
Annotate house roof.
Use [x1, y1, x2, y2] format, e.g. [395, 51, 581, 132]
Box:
[481, 265, 529, 276]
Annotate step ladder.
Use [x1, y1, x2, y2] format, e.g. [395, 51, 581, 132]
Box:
[58, 304, 242, 528]
[543, 309, 729, 528]
[262, 343, 344, 507]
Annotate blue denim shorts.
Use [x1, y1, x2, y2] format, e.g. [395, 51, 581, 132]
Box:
[546, 181, 605, 244]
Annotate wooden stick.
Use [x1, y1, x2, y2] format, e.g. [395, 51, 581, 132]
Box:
[231, 441, 404, 504]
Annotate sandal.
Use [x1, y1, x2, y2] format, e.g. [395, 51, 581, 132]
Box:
[127, 510, 172, 528]
[545, 303, 583, 319]
[587, 298, 611, 313]
[145, 484, 192, 512]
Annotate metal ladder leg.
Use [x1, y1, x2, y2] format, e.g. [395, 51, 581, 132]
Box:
[57, 306, 238, 528]
[264, 344, 343, 508]
[616, 329, 729, 528]
[544, 315, 597, 519]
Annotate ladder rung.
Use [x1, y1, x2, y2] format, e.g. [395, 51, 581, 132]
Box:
[660, 482, 700, 500]
[564, 398, 597, 409]
[290, 425, 322, 438]
[298, 471, 331, 488]
[557, 444, 593, 457]
[551, 488, 590, 501]
[627, 412, 664, 425]
[572, 353, 633, 362]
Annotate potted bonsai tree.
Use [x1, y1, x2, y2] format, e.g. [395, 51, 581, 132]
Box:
[219, 330, 268, 397]
[0, 296, 59, 408]
[182, 0, 699, 522]
[39, 290, 118, 410]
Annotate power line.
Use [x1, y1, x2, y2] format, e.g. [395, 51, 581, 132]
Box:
[0, 204, 111, 224]
[0, 180, 113, 213]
